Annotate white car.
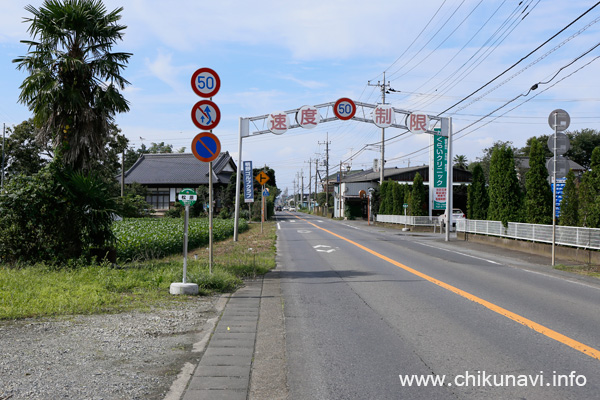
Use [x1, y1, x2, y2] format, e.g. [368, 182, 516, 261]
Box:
[289, 207, 296, 212]
[438, 208, 465, 226]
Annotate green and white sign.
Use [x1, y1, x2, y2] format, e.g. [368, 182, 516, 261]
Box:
[178, 188, 197, 207]
[433, 128, 447, 210]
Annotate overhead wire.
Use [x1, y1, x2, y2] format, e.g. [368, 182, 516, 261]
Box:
[406, 0, 537, 111]
[385, 45, 600, 163]
[437, 1, 600, 116]
[386, 0, 467, 80]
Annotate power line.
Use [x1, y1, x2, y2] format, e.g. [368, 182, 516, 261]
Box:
[438, 1, 600, 116]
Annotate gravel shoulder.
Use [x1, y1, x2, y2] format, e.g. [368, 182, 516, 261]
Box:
[0, 295, 222, 400]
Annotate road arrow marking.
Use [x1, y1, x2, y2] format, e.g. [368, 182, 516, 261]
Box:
[316, 249, 336, 253]
[313, 245, 331, 248]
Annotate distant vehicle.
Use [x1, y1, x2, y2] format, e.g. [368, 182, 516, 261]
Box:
[438, 208, 465, 230]
[283, 206, 289, 211]
[276, 205, 282, 211]
[289, 207, 296, 212]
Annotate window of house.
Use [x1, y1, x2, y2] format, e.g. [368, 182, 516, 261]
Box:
[146, 188, 170, 210]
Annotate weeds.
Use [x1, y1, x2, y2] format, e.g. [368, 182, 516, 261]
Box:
[0, 222, 276, 320]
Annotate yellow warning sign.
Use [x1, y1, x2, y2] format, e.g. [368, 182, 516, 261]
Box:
[255, 171, 270, 185]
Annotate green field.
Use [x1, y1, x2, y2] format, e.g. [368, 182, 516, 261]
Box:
[0, 220, 276, 320]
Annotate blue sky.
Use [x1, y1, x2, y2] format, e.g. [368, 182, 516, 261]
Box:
[1, 0, 599, 194]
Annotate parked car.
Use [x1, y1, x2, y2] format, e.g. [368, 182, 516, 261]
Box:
[438, 208, 465, 230]
[276, 205, 282, 211]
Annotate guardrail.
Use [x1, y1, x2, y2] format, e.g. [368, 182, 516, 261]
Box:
[456, 219, 600, 250]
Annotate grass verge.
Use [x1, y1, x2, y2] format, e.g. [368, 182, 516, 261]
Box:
[0, 222, 277, 320]
[553, 264, 600, 278]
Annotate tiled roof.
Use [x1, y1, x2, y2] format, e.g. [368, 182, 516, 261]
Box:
[123, 152, 235, 185]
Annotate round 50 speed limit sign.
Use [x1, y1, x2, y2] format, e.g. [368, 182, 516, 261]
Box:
[333, 97, 356, 121]
[191, 67, 221, 98]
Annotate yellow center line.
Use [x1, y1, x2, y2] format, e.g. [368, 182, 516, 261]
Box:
[294, 215, 600, 361]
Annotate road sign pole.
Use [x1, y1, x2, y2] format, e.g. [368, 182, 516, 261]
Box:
[183, 205, 190, 283]
[552, 113, 557, 266]
[261, 184, 265, 234]
[234, 117, 244, 241]
[209, 161, 214, 274]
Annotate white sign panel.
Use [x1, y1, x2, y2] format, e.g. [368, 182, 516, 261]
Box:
[268, 111, 289, 135]
[296, 105, 321, 129]
[408, 112, 430, 134]
[373, 104, 395, 128]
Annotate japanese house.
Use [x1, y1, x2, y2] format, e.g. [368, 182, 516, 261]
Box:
[121, 152, 236, 213]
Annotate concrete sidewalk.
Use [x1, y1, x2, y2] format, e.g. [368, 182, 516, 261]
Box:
[180, 268, 287, 400]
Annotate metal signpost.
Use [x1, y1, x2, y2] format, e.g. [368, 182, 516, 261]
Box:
[548, 109, 570, 266]
[171, 67, 223, 295]
[256, 172, 270, 233]
[179, 189, 197, 282]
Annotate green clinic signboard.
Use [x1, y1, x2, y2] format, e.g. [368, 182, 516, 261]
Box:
[433, 129, 447, 210]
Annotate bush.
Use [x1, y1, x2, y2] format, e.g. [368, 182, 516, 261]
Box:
[0, 162, 117, 265]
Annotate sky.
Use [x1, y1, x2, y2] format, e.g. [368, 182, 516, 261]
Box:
[1, 0, 599, 195]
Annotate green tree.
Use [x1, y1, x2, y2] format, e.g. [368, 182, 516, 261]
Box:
[520, 135, 553, 159]
[467, 163, 488, 220]
[147, 142, 173, 154]
[579, 147, 600, 227]
[2, 119, 50, 179]
[559, 169, 578, 226]
[487, 145, 522, 226]
[453, 154, 468, 170]
[472, 140, 516, 184]
[565, 129, 600, 170]
[13, 0, 131, 172]
[392, 182, 405, 215]
[524, 138, 553, 224]
[378, 181, 391, 214]
[409, 173, 427, 216]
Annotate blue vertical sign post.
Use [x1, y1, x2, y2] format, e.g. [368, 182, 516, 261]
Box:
[243, 161, 254, 203]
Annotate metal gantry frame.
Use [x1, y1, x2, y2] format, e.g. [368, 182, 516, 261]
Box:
[233, 101, 454, 241]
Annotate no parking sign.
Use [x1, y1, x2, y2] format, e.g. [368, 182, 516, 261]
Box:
[191, 132, 221, 163]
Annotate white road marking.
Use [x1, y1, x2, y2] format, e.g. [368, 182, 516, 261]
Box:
[417, 242, 501, 265]
[343, 224, 361, 230]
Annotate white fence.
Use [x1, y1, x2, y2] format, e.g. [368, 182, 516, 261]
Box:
[376, 214, 439, 226]
[456, 219, 600, 250]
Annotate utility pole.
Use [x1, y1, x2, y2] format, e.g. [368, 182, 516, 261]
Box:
[307, 159, 312, 212]
[318, 133, 331, 217]
[315, 158, 319, 208]
[339, 161, 343, 218]
[300, 170, 304, 210]
[368, 71, 391, 185]
[1, 123, 5, 193]
[292, 178, 296, 208]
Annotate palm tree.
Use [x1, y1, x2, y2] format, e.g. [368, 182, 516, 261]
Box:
[453, 154, 468, 170]
[13, 0, 131, 172]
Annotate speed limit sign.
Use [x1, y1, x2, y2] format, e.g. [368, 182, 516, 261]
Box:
[333, 97, 356, 121]
[191, 67, 221, 98]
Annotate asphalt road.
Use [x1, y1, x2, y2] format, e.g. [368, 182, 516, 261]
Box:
[275, 212, 600, 400]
